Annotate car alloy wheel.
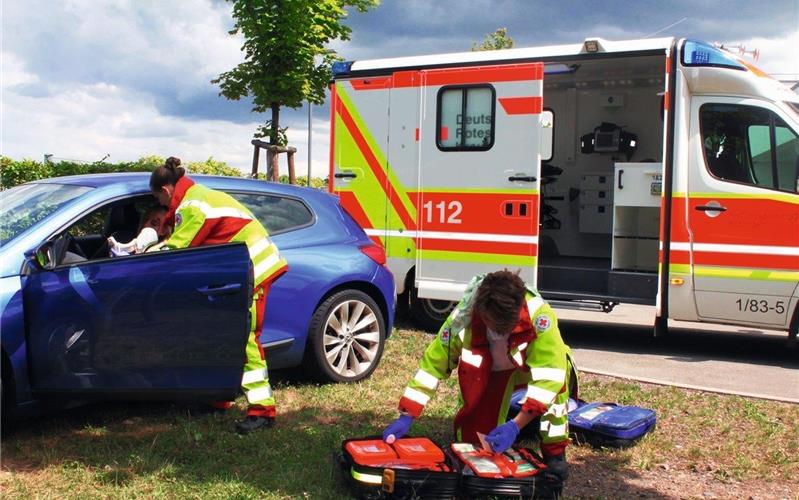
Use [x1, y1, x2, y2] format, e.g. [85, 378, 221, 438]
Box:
[308, 290, 385, 382]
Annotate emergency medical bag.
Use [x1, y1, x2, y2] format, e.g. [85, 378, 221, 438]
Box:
[340, 437, 459, 499]
[567, 400, 657, 448]
[446, 443, 560, 499]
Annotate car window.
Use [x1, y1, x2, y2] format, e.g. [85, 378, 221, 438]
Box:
[0, 183, 93, 247]
[230, 192, 314, 234]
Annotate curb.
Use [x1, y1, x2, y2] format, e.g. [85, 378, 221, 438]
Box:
[580, 367, 799, 404]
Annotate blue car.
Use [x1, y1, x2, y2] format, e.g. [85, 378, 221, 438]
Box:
[0, 173, 395, 421]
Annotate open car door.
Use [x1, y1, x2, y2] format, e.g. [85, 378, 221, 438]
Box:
[23, 243, 251, 401]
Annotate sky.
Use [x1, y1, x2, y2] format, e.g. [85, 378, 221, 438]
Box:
[2, 0, 798, 178]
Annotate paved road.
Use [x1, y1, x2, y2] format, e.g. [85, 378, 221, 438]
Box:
[555, 305, 799, 403]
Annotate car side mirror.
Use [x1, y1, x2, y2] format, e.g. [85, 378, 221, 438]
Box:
[25, 241, 58, 271]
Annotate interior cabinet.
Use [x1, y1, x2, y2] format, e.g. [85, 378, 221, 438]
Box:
[611, 163, 662, 272]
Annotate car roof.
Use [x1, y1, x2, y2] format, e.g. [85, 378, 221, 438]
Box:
[33, 172, 335, 202]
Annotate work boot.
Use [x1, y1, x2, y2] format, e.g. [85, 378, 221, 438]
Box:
[235, 415, 275, 434]
[543, 451, 569, 484]
[544, 452, 569, 498]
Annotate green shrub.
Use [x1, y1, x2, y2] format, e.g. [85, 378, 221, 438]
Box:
[0, 156, 326, 190]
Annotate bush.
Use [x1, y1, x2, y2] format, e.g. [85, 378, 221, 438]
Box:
[0, 155, 326, 190]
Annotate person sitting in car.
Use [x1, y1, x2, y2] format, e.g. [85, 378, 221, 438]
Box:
[107, 206, 171, 256]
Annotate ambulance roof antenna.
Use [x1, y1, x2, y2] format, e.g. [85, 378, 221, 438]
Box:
[718, 43, 761, 61]
[642, 17, 688, 39]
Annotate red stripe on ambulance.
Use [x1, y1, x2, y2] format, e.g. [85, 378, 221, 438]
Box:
[498, 96, 543, 115]
[336, 100, 417, 230]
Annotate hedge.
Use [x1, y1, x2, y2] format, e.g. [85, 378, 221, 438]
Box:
[0, 156, 326, 190]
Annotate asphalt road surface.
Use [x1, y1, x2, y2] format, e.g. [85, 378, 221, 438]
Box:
[554, 305, 799, 403]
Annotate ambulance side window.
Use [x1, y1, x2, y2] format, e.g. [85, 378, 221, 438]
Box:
[700, 103, 799, 193]
[436, 85, 495, 151]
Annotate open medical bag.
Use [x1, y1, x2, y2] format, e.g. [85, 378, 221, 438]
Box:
[341, 437, 458, 499]
[447, 442, 559, 499]
[568, 400, 656, 448]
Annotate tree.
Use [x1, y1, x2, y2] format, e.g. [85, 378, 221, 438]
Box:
[213, 0, 379, 146]
[472, 27, 514, 51]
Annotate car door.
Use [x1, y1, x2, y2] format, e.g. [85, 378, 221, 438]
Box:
[686, 97, 799, 327]
[22, 243, 251, 400]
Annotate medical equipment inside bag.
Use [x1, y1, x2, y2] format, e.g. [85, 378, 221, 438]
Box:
[448, 443, 545, 478]
[341, 436, 459, 498]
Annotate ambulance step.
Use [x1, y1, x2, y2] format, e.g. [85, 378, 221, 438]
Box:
[538, 264, 608, 294]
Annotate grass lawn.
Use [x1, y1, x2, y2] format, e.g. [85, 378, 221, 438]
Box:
[2, 328, 798, 499]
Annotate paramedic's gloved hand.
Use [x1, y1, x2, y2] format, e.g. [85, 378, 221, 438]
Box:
[485, 420, 520, 453]
[383, 414, 413, 443]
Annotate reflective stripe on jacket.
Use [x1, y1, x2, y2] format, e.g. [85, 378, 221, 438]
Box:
[399, 274, 573, 425]
[164, 176, 288, 286]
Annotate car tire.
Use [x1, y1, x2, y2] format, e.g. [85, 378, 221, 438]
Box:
[307, 290, 386, 383]
[410, 287, 455, 333]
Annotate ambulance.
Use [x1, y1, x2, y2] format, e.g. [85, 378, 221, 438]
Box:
[328, 37, 799, 344]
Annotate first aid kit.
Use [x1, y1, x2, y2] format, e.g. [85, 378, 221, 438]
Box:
[341, 437, 560, 499]
[567, 400, 657, 448]
[447, 442, 560, 498]
[341, 437, 458, 498]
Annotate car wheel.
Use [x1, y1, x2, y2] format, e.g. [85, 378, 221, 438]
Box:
[308, 290, 386, 383]
[410, 287, 455, 332]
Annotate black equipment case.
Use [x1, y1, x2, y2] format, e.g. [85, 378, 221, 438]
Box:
[340, 437, 458, 499]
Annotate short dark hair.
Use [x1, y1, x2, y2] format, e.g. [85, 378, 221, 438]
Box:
[473, 269, 526, 333]
[138, 205, 167, 232]
[149, 156, 185, 191]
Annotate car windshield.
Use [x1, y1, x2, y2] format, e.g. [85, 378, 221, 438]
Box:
[0, 183, 93, 247]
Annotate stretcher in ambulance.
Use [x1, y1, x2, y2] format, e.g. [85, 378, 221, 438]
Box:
[329, 37, 799, 344]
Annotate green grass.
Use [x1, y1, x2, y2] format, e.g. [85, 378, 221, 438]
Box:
[2, 329, 798, 499]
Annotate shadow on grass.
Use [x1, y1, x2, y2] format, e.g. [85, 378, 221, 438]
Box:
[4, 400, 670, 499]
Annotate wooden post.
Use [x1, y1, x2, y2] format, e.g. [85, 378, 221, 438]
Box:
[270, 150, 280, 182]
[251, 143, 260, 178]
[287, 150, 296, 185]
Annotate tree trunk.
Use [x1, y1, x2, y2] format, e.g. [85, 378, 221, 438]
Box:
[270, 102, 280, 146]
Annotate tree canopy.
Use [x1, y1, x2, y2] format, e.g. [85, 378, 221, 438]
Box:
[472, 27, 514, 51]
[213, 0, 379, 146]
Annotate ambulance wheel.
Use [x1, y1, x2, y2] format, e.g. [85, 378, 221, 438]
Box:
[410, 287, 454, 333]
[308, 290, 386, 383]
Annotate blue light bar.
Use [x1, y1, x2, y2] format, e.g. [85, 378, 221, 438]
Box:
[332, 61, 354, 77]
[682, 40, 745, 71]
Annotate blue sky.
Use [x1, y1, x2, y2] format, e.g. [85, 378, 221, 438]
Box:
[2, 0, 797, 177]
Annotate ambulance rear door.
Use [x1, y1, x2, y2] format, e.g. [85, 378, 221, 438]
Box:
[414, 63, 545, 300]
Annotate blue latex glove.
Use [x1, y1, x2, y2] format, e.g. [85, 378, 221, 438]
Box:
[382, 414, 413, 443]
[485, 420, 520, 453]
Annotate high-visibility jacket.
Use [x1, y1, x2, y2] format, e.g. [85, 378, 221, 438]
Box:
[398, 274, 575, 451]
[163, 176, 287, 287]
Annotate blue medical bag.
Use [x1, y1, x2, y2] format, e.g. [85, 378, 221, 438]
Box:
[567, 400, 656, 448]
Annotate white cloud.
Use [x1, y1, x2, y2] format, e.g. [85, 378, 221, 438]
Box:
[728, 30, 799, 78]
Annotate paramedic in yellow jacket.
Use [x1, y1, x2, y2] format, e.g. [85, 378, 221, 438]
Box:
[383, 270, 576, 481]
[151, 157, 288, 434]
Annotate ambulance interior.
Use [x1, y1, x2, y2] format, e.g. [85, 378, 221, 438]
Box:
[536, 54, 665, 305]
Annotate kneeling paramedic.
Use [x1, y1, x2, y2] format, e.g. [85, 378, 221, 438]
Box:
[383, 270, 577, 482]
[151, 157, 288, 434]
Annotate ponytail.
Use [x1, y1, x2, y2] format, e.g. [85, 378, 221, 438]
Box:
[150, 156, 186, 191]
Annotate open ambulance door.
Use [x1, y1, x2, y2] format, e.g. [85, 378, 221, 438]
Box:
[413, 63, 545, 301]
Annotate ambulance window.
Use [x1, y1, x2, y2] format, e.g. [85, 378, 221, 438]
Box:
[773, 121, 799, 192]
[436, 85, 495, 151]
[700, 103, 799, 192]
